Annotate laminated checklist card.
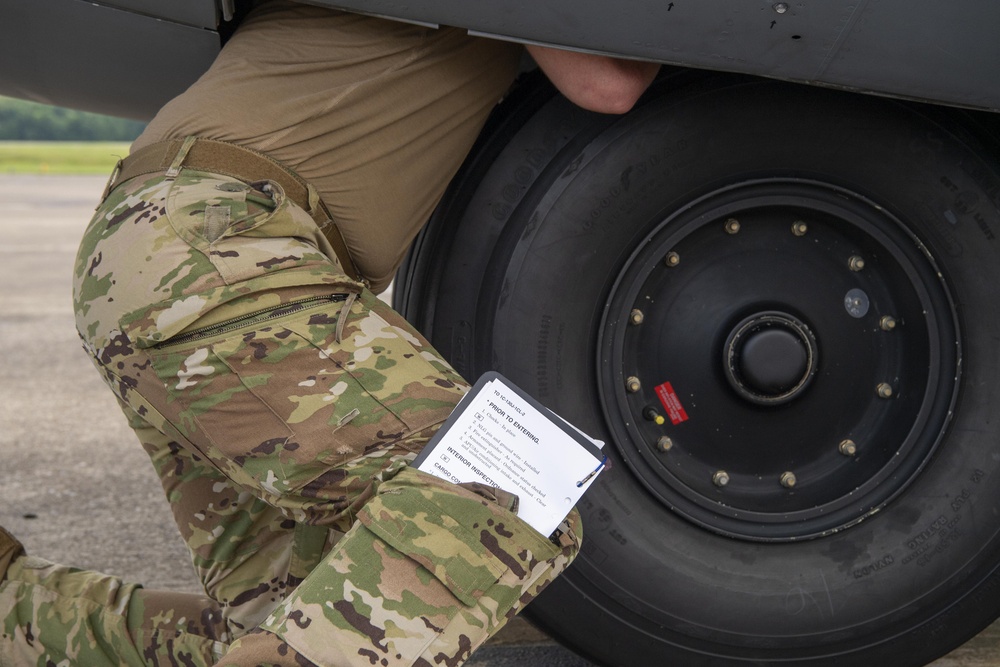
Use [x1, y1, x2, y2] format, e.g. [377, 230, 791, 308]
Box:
[413, 372, 607, 536]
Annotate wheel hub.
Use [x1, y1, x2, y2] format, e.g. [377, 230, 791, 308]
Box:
[598, 179, 959, 541]
[724, 312, 817, 405]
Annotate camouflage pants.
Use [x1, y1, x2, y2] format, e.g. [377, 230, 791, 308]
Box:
[0, 169, 580, 666]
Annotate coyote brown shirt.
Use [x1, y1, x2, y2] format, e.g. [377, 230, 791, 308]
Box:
[135, 1, 521, 293]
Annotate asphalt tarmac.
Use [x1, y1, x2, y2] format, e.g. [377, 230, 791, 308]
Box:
[0, 174, 996, 666]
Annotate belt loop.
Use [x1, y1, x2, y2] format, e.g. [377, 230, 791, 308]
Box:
[166, 136, 199, 179]
[98, 158, 123, 208]
[305, 183, 327, 224]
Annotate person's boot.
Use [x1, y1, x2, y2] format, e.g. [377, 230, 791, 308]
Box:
[0, 526, 24, 581]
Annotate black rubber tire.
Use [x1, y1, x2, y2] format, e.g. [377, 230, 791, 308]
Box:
[395, 72, 1000, 666]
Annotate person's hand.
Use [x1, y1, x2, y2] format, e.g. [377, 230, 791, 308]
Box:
[526, 45, 660, 114]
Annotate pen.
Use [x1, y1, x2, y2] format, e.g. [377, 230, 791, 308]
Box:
[577, 455, 608, 487]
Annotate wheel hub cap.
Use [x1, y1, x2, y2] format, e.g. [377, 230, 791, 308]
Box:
[724, 312, 817, 405]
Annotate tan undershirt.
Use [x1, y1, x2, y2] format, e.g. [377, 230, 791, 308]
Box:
[135, 1, 522, 293]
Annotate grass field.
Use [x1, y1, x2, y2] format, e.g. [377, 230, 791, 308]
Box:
[0, 141, 131, 174]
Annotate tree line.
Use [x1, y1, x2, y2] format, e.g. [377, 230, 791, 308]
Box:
[0, 96, 146, 141]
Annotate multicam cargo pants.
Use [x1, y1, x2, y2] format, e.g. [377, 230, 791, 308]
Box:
[0, 168, 581, 666]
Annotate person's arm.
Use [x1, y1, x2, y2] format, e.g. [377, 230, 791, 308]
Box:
[526, 45, 660, 114]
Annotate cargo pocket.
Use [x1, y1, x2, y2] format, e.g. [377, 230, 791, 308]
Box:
[261, 467, 577, 667]
[132, 294, 374, 497]
[132, 289, 465, 508]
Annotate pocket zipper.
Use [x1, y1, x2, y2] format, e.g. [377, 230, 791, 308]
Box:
[156, 293, 348, 348]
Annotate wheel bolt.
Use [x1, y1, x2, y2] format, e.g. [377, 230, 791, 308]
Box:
[629, 309, 645, 325]
[849, 255, 866, 271]
[657, 436, 673, 452]
[626, 376, 642, 393]
[665, 251, 681, 267]
[773, 2, 789, 13]
[839, 439, 857, 456]
[791, 221, 808, 236]
[780, 471, 797, 488]
[713, 470, 730, 487]
[877, 383, 893, 398]
[880, 315, 898, 331]
[725, 218, 741, 234]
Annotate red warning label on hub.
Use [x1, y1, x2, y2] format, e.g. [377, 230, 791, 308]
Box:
[655, 381, 689, 425]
